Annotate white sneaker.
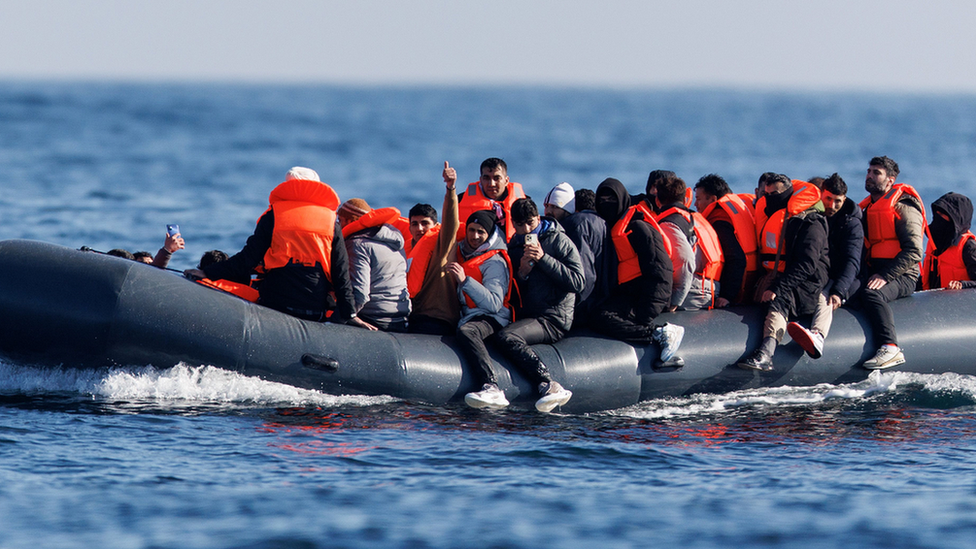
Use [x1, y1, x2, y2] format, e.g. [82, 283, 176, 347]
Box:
[535, 381, 572, 413]
[464, 383, 510, 409]
[787, 322, 824, 359]
[653, 323, 685, 363]
[863, 345, 906, 370]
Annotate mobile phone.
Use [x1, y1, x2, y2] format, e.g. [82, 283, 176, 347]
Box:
[524, 233, 538, 246]
[167, 224, 180, 237]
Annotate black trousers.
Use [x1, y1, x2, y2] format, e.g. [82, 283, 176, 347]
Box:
[850, 273, 917, 346]
[456, 316, 504, 386]
[493, 317, 566, 388]
[589, 292, 666, 345]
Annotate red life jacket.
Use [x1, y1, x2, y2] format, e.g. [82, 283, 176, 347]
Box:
[611, 204, 672, 284]
[196, 278, 260, 302]
[702, 193, 759, 272]
[754, 180, 822, 272]
[921, 232, 975, 289]
[405, 224, 441, 298]
[456, 181, 526, 241]
[392, 216, 412, 250]
[341, 207, 402, 239]
[458, 248, 514, 311]
[655, 206, 724, 281]
[260, 179, 340, 283]
[859, 183, 927, 260]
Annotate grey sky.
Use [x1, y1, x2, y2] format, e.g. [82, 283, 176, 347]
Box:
[3, 0, 975, 92]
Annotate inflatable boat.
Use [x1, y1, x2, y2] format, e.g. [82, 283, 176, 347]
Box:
[0, 239, 974, 413]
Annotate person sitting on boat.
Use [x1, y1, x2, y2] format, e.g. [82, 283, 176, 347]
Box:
[542, 182, 575, 223]
[337, 198, 411, 333]
[921, 192, 976, 290]
[474, 197, 584, 412]
[647, 170, 722, 311]
[561, 188, 610, 328]
[405, 161, 461, 336]
[787, 174, 863, 359]
[133, 251, 153, 264]
[694, 174, 759, 307]
[589, 178, 684, 364]
[448, 210, 514, 409]
[456, 157, 526, 242]
[185, 167, 374, 330]
[737, 174, 829, 372]
[147, 230, 185, 269]
[850, 156, 924, 370]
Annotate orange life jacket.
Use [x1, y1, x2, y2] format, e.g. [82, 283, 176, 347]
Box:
[754, 180, 822, 272]
[737, 193, 757, 217]
[260, 179, 340, 283]
[405, 224, 441, 298]
[341, 207, 402, 239]
[393, 216, 412, 250]
[456, 181, 526, 241]
[682, 187, 693, 209]
[702, 193, 759, 272]
[921, 232, 975, 289]
[655, 206, 724, 281]
[859, 183, 927, 260]
[458, 248, 514, 311]
[196, 278, 260, 302]
[611, 204, 672, 284]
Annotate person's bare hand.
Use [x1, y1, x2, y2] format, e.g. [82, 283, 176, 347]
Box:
[164, 232, 185, 253]
[446, 262, 465, 283]
[443, 161, 457, 189]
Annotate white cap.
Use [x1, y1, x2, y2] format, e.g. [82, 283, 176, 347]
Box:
[544, 182, 575, 212]
[286, 166, 320, 182]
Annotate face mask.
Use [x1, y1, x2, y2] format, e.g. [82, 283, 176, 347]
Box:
[929, 215, 956, 254]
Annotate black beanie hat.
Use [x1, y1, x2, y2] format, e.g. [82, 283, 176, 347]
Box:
[466, 210, 497, 233]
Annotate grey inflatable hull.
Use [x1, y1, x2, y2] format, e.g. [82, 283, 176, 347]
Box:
[0, 239, 974, 413]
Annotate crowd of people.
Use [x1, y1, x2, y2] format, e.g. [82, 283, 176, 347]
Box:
[103, 156, 976, 412]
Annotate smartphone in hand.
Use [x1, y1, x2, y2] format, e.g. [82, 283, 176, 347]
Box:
[524, 233, 538, 246]
[167, 224, 180, 237]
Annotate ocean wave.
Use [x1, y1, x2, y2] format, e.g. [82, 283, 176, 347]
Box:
[0, 361, 397, 408]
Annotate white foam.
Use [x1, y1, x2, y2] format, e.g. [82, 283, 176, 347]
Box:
[608, 371, 976, 419]
[0, 361, 397, 408]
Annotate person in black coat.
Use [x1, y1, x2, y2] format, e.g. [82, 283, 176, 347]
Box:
[924, 191, 976, 289]
[589, 178, 684, 362]
[483, 198, 584, 412]
[560, 188, 610, 327]
[739, 174, 829, 371]
[788, 174, 863, 358]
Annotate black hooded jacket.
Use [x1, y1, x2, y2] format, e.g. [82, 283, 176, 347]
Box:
[595, 178, 672, 318]
[927, 192, 976, 288]
[766, 187, 830, 315]
[826, 197, 863, 302]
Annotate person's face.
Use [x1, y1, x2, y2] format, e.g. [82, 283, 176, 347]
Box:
[465, 223, 489, 248]
[409, 216, 436, 243]
[764, 180, 788, 196]
[136, 256, 152, 264]
[513, 216, 540, 235]
[544, 204, 569, 221]
[821, 190, 846, 217]
[480, 167, 509, 200]
[695, 188, 717, 213]
[865, 165, 894, 195]
[596, 192, 618, 220]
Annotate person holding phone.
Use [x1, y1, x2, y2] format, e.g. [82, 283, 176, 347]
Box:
[465, 197, 584, 412]
[146, 225, 185, 269]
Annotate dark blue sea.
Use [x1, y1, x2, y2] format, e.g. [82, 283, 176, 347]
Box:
[3, 82, 976, 548]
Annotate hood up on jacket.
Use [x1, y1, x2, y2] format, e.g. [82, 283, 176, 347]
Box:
[930, 192, 973, 253]
[595, 178, 632, 224]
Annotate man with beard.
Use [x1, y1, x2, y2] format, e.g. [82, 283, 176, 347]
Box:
[589, 178, 684, 364]
[921, 192, 976, 290]
[853, 156, 925, 370]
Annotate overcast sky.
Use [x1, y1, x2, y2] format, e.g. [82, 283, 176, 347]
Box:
[2, 0, 975, 92]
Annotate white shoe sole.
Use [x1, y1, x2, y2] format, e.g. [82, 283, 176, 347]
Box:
[535, 389, 572, 413]
[464, 393, 510, 409]
[863, 352, 906, 370]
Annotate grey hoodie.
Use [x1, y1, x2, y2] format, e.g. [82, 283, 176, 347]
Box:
[457, 226, 512, 328]
[345, 223, 411, 326]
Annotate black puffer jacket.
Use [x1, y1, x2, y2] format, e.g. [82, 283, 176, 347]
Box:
[826, 197, 863, 301]
[769, 205, 830, 315]
[508, 218, 585, 332]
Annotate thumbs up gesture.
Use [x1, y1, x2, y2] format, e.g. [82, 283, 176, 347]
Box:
[443, 161, 457, 189]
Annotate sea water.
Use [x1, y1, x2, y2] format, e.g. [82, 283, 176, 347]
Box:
[2, 83, 976, 548]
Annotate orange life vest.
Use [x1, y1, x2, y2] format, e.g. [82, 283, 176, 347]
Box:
[754, 180, 822, 272]
[393, 216, 412, 250]
[405, 224, 441, 298]
[859, 183, 927, 260]
[655, 206, 724, 281]
[196, 278, 260, 302]
[737, 193, 757, 217]
[611, 204, 672, 284]
[921, 232, 975, 289]
[456, 181, 526, 241]
[341, 207, 402, 239]
[260, 179, 340, 283]
[458, 248, 514, 311]
[702, 193, 759, 272]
